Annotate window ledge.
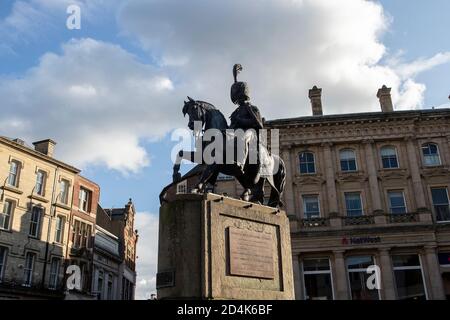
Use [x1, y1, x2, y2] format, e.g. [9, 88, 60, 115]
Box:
[29, 194, 49, 203]
[0, 228, 12, 234]
[1, 185, 23, 195]
[55, 202, 71, 210]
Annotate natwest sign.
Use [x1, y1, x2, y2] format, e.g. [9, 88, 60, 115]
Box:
[342, 236, 381, 245]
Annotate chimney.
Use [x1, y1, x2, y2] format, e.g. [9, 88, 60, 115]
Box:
[309, 86, 323, 116]
[377, 85, 393, 112]
[33, 139, 56, 157]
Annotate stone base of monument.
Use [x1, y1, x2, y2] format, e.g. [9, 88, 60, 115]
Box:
[156, 193, 294, 300]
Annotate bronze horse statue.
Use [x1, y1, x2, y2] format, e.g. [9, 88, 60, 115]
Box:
[171, 97, 286, 208]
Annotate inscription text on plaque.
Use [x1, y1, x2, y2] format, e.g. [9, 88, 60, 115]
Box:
[228, 227, 274, 279]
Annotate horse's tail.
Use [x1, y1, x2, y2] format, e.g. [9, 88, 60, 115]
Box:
[269, 155, 286, 208]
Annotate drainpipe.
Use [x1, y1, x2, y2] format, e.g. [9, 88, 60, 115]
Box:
[41, 166, 59, 288]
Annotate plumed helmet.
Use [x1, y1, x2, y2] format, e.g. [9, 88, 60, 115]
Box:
[230, 64, 250, 105]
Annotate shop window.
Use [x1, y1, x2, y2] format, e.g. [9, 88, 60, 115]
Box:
[302, 258, 334, 300]
[346, 256, 379, 300]
[392, 254, 427, 300]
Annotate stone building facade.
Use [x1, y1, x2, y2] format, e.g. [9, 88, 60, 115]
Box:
[211, 86, 450, 300]
[0, 137, 78, 298]
[0, 137, 138, 300]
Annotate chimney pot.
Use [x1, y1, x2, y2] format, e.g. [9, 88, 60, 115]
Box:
[33, 139, 56, 157]
[309, 86, 323, 116]
[377, 85, 394, 112]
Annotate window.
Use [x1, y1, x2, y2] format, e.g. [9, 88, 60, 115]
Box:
[8, 160, 20, 187]
[346, 256, 379, 300]
[23, 252, 35, 287]
[29, 207, 43, 238]
[107, 273, 113, 300]
[299, 152, 315, 174]
[79, 188, 91, 212]
[345, 193, 363, 217]
[0, 200, 14, 230]
[431, 187, 450, 222]
[59, 179, 70, 205]
[340, 149, 357, 172]
[176, 180, 187, 194]
[72, 220, 92, 248]
[388, 191, 407, 214]
[392, 254, 426, 300]
[303, 195, 320, 218]
[381, 146, 399, 169]
[0, 247, 7, 282]
[422, 143, 441, 166]
[302, 258, 333, 300]
[49, 258, 60, 289]
[35, 170, 46, 196]
[438, 253, 450, 266]
[97, 270, 104, 299]
[54, 216, 65, 243]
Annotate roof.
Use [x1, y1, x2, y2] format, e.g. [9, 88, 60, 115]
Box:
[96, 204, 120, 237]
[265, 108, 450, 127]
[0, 136, 80, 173]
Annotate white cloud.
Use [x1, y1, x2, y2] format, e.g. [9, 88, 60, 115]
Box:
[134, 212, 159, 300]
[0, 38, 182, 173]
[118, 0, 450, 118]
[2, 0, 450, 173]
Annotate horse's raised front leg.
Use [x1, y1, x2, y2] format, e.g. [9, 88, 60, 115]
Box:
[172, 150, 197, 182]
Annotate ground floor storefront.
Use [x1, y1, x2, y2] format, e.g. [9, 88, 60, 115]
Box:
[292, 227, 450, 300]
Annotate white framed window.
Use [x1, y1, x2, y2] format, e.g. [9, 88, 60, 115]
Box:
[422, 143, 441, 166]
[79, 188, 91, 212]
[72, 220, 92, 248]
[48, 257, 60, 290]
[381, 146, 399, 169]
[344, 192, 363, 216]
[302, 195, 320, 218]
[340, 149, 357, 172]
[0, 246, 7, 282]
[29, 206, 43, 238]
[23, 252, 36, 287]
[388, 191, 407, 214]
[176, 180, 187, 194]
[59, 179, 70, 205]
[8, 160, 21, 187]
[346, 255, 380, 300]
[302, 258, 334, 300]
[299, 152, 316, 174]
[392, 254, 427, 300]
[35, 170, 46, 196]
[0, 200, 14, 230]
[431, 187, 450, 222]
[54, 216, 65, 244]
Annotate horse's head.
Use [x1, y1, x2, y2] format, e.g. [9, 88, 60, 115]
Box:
[183, 96, 204, 131]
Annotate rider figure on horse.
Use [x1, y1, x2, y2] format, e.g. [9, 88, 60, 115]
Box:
[229, 64, 264, 184]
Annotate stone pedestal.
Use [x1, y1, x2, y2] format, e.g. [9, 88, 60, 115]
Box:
[157, 193, 294, 300]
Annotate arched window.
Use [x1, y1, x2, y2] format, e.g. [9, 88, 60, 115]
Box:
[422, 143, 441, 166]
[299, 152, 315, 174]
[381, 146, 399, 169]
[340, 149, 357, 172]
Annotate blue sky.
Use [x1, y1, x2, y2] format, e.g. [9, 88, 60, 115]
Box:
[0, 0, 449, 299]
